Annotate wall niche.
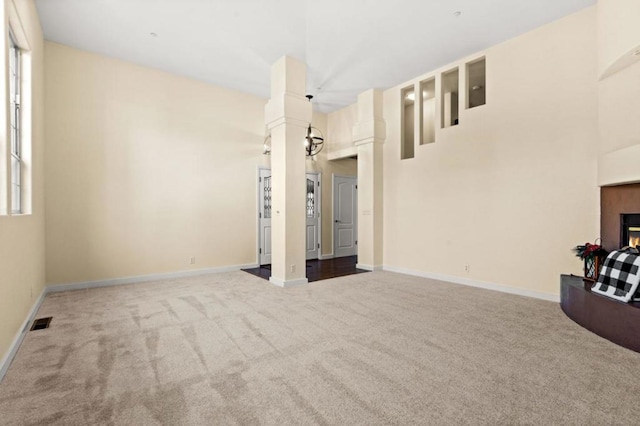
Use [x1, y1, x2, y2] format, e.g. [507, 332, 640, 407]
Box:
[466, 57, 486, 109]
[419, 78, 436, 145]
[441, 68, 459, 128]
[401, 85, 415, 159]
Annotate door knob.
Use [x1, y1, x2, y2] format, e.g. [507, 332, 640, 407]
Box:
[335, 220, 341, 223]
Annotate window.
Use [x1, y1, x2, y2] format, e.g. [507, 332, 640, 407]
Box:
[9, 31, 21, 214]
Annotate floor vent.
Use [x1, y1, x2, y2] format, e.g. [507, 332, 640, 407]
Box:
[30, 317, 52, 331]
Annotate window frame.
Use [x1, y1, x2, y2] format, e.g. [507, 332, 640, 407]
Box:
[9, 29, 21, 214]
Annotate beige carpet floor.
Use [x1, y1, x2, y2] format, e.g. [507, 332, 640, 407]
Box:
[0, 271, 638, 425]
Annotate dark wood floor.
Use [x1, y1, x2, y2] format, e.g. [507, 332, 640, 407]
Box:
[242, 255, 369, 283]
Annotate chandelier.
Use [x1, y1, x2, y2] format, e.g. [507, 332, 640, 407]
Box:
[303, 95, 324, 156]
[263, 95, 324, 157]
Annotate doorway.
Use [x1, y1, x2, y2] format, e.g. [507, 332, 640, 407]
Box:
[333, 175, 357, 258]
[258, 168, 321, 265]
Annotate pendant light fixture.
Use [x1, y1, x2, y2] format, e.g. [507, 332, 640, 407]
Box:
[304, 95, 324, 157]
[262, 95, 324, 156]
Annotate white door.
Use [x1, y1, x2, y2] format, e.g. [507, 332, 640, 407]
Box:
[306, 174, 320, 260]
[333, 176, 357, 258]
[259, 169, 272, 265]
[259, 170, 321, 265]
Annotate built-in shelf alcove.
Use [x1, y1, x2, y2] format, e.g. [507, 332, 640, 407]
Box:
[419, 78, 436, 145]
[401, 85, 415, 160]
[466, 57, 486, 109]
[441, 68, 459, 128]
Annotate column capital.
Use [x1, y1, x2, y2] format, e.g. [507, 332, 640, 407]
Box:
[265, 92, 312, 130]
[352, 88, 385, 146]
[353, 119, 386, 145]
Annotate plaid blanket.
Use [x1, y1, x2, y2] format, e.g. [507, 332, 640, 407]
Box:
[592, 250, 640, 303]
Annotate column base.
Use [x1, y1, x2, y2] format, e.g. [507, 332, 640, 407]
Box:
[269, 277, 309, 287]
[355, 264, 383, 271]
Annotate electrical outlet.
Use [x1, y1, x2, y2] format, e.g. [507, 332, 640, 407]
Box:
[190, 257, 196, 265]
[291, 264, 296, 273]
[464, 265, 470, 273]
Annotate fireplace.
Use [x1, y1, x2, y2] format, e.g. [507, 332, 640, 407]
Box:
[621, 214, 640, 248]
[601, 184, 640, 251]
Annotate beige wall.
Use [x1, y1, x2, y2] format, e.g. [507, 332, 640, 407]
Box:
[327, 104, 357, 153]
[44, 43, 351, 283]
[0, 0, 45, 365]
[44, 42, 270, 285]
[382, 7, 599, 297]
[597, 0, 640, 78]
[596, 0, 640, 186]
[598, 61, 640, 155]
[597, 60, 640, 186]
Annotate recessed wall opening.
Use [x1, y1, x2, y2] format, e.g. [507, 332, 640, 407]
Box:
[467, 57, 486, 109]
[401, 85, 415, 159]
[419, 78, 436, 145]
[441, 68, 459, 128]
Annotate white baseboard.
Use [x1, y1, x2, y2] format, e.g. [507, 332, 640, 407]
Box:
[47, 263, 258, 293]
[0, 289, 46, 383]
[269, 277, 309, 287]
[382, 265, 560, 303]
[356, 263, 383, 271]
[319, 253, 334, 260]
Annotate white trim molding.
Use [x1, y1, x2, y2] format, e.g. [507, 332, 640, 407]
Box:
[382, 265, 560, 303]
[319, 253, 334, 260]
[48, 263, 258, 293]
[0, 289, 46, 383]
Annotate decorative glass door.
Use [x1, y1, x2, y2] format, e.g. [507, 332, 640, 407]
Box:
[259, 169, 272, 265]
[258, 170, 320, 265]
[306, 174, 320, 260]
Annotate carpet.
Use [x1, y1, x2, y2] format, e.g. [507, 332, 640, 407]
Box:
[0, 271, 638, 425]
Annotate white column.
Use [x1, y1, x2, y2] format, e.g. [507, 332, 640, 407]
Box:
[353, 89, 385, 271]
[265, 56, 312, 287]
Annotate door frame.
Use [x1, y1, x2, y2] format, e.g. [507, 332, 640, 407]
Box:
[256, 167, 322, 265]
[332, 174, 358, 258]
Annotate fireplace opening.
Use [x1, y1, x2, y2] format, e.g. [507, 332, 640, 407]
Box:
[620, 214, 640, 248]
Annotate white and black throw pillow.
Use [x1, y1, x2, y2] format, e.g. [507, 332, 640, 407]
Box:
[592, 250, 640, 302]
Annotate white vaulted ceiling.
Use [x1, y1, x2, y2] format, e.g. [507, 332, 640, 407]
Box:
[35, 0, 595, 112]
